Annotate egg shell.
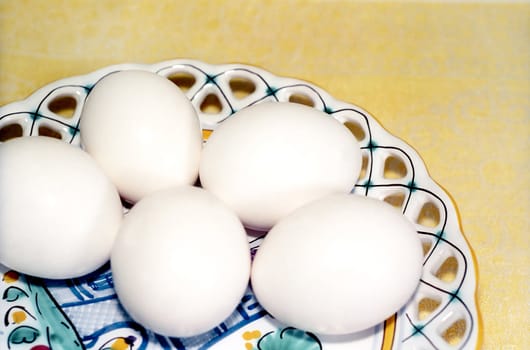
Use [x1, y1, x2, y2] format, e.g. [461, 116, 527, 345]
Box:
[199, 102, 362, 231]
[0, 136, 123, 279]
[251, 193, 423, 335]
[80, 70, 202, 203]
[111, 186, 251, 337]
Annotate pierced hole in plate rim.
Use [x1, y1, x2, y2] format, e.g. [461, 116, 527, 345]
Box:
[441, 318, 467, 346]
[416, 202, 441, 228]
[421, 239, 433, 256]
[167, 71, 196, 92]
[383, 155, 408, 179]
[343, 121, 366, 142]
[202, 129, 213, 141]
[435, 256, 458, 283]
[48, 95, 77, 118]
[417, 297, 441, 321]
[38, 125, 62, 139]
[229, 77, 256, 99]
[0, 123, 23, 141]
[358, 154, 369, 180]
[288, 93, 315, 107]
[200, 94, 223, 114]
[383, 192, 405, 210]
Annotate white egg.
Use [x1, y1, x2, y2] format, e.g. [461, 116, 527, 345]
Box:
[111, 186, 251, 337]
[80, 70, 202, 203]
[0, 136, 123, 279]
[199, 102, 361, 231]
[251, 193, 423, 335]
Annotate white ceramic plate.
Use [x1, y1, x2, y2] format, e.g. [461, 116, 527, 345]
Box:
[0, 59, 479, 350]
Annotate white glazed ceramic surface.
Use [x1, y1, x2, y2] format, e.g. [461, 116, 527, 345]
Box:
[0, 59, 479, 350]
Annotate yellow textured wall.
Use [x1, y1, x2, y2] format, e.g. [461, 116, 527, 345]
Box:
[1, 1, 528, 348]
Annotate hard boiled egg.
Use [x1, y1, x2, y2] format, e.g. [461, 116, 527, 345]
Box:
[251, 193, 423, 335]
[80, 70, 202, 203]
[0, 136, 123, 279]
[111, 186, 251, 337]
[199, 102, 362, 231]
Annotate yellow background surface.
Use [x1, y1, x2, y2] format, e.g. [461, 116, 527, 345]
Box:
[0, 1, 528, 348]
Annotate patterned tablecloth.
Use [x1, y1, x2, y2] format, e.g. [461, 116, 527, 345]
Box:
[0, 1, 528, 349]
